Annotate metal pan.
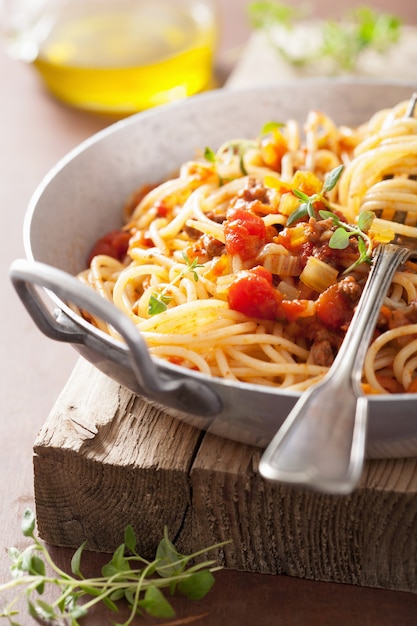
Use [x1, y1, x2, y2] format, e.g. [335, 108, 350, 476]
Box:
[10, 79, 417, 458]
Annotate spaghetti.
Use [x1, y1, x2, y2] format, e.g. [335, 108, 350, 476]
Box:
[77, 95, 417, 394]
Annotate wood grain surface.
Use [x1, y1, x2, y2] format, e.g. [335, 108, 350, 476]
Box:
[33, 359, 417, 595]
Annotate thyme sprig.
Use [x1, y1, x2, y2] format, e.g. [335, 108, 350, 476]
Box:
[148, 252, 204, 316]
[319, 209, 374, 273]
[287, 164, 344, 226]
[287, 164, 374, 273]
[0, 509, 228, 626]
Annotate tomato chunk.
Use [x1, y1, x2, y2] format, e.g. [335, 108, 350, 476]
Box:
[228, 267, 279, 320]
[280, 299, 312, 322]
[316, 283, 353, 330]
[224, 207, 267, 260]
[87, 229, 130, 265]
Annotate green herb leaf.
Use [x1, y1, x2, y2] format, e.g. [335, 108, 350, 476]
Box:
[124, 524, 137, 554]
[289, 169, 374, 269]
[148, 255, 203, 316]
[329, 227, 351, 249]
[101, 543, 131, 578]
[322, 164, 344, 192]
[204, 146, 217, 163]
[31, 598, 56, 621]
[182, 252, 204, 281]
[21, 509, 35, 538]
[357, 235, 369, 260]
[306, 200, 318, 220]
[178, 569, 215, 600]
[156, 527, 185, 578]
[291, 188, 310, 202]
[318, 209, 339, 224]
[143, 585, 176, 618]
[286, 202, 308, 226]
[148, 292, 171, 316]
[357, 210, 374, 232]
[71, 541, 86, 578]
[69, 605, 88, 620]
[0, 509, 227, 626]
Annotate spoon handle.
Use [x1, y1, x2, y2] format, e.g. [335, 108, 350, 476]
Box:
[259, 243, 410, 494]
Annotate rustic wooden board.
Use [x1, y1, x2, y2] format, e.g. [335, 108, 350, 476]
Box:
[34, 358, 417, 594]
[33, 359, 203, 555]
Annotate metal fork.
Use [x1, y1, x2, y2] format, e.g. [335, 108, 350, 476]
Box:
[259, 237, 417, 494]
[259, 93, 417, 494]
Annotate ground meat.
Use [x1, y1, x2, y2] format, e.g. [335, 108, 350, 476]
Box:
[230, 178, 273, 216]
[240, 177, 271, 204]
[306, 217, 334, 244]
[188, 233, 225, 262]
[201, 234, 225, 258]
[295, 319, 343, 367]
[183, 223, 203, 240]
[205, 210, 226, 224]
[337, 275, 363, 305]
[305, 217, 363, 272]
[310, 339, 335, 367]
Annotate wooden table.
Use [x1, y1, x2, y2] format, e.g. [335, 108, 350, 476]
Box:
[2, 2, 417, 624]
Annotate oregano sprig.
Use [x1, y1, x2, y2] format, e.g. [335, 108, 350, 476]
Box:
[148, 252, 204, 316]
[0, 509, 229, 626]
[287, 164, 344, 226]
[318, 209, 374, 273]
[287, 164, 374, 273]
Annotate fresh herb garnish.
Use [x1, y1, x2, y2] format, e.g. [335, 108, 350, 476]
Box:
[287, 164, 374, 272]
[248, 1, 402, 72]
[148, 252, 204, 316]
[286, 164, 344, 226]
[148, 292, 172, 316]
[204, 146, 217, 163]
[0, 509, 228, 625]
[318, 209, 374, 272]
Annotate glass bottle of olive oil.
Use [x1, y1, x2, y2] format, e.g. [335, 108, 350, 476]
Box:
[5, 0, 218, 115]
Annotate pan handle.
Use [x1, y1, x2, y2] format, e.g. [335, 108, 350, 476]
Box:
[9, 259, 222, 417]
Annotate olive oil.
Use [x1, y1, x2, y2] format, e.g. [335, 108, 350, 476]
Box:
[31, 0, 217, 115]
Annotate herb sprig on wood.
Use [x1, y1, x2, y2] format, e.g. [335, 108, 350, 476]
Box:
[0, 509, 228, 625]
